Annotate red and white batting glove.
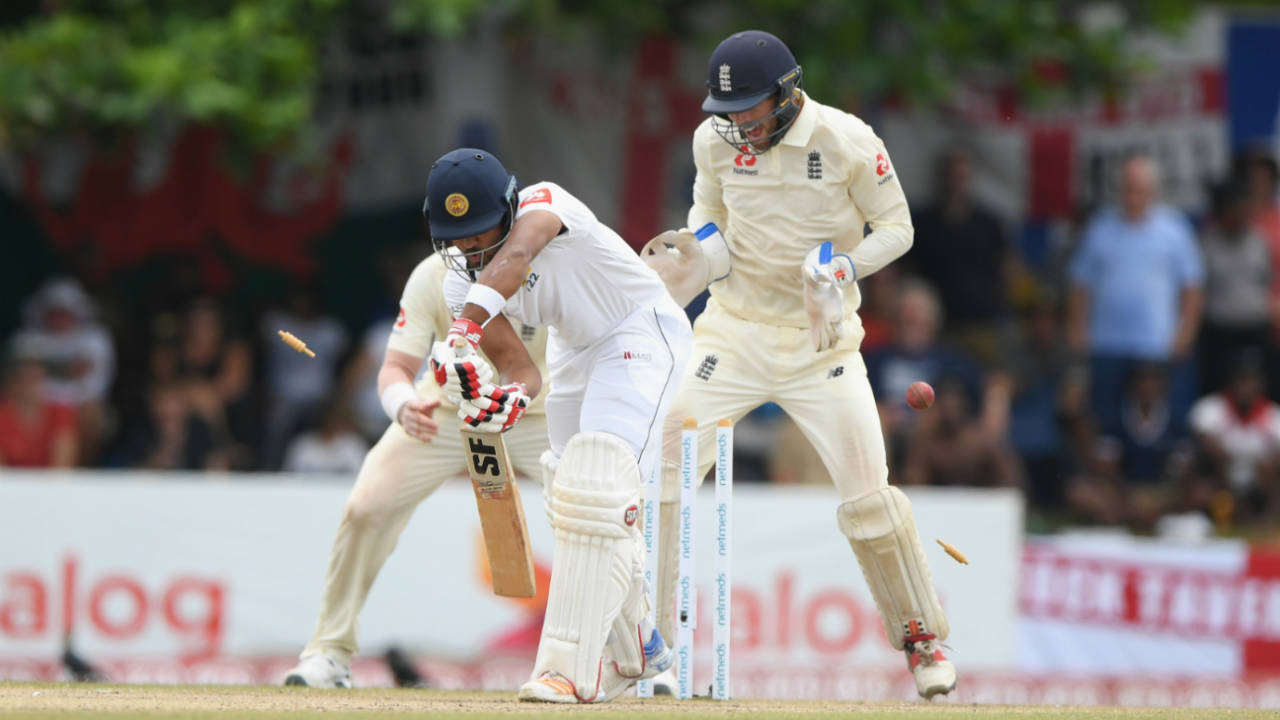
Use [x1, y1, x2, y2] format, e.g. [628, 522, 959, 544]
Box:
[458, 382, 530, 433]
[429, 318, 493, 400]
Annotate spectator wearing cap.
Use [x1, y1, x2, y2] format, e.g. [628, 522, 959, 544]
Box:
[12, 277, 114, 463]
[0, 339, 79, 468]
[1197, 177, 1275, 396]
[1067, 153, 1204, 437]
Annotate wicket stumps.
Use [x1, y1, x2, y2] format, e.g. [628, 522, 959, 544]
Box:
[672, 417, 733, 700]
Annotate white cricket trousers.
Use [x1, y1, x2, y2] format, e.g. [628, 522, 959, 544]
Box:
[661, 300, 887, 502]
[301, 411, 549, 663]
[543, 301, 692, 480]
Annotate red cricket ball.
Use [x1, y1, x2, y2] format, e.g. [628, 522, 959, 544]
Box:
[906, 381, 935, 411]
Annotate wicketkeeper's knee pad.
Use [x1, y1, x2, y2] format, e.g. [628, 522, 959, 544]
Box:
[837, 485, 948, 650]
[535, 432, 643, 698]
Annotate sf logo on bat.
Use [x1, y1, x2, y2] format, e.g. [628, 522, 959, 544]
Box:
[467, 435, 509, 498]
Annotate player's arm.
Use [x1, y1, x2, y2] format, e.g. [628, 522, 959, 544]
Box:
[378, 347, 440, 442]
[642, 129, 732, 307]
[478, 314, 542, 400]
[458, 210, 562, 326]
[839, 133, 913, 281]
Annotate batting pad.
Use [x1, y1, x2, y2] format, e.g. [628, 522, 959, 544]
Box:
[535, 432, 642, 699]
[837, 486, 948, 651]
[603, 537, 650, 678]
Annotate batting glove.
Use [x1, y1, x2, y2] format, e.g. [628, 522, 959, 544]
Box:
[429, 318, 493, 400]
[458, 382, 530, 433]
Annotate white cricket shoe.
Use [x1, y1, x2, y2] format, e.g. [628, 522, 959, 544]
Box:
[282, 654, 351, 688]
[599, 628, 674, 702]
[906, 637, 956, 699]
[518, 671, 594, 703]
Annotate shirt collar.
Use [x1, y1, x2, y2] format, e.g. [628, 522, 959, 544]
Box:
[778, 92, 817, 148]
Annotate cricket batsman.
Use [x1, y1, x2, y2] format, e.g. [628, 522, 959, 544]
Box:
[425, 148, 693, 702]
[281, 251, 551, 688]
[643, 30, 957, 698]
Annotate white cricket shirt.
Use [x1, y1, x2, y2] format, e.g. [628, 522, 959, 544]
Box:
[388, 252, 548, 412]
[689, 93, 913, 327]
[443, 181, 672, 351]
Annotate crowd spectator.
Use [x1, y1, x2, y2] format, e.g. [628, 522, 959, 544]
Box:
[1004, 291, 1090, 511]
[282, 399, 369, 474]
[906, 146, 1015, 365]
[260, 285, 348, 469]
[338, 316, 396, 442]
[864, 278, 984, 469]
[12, 277, 114, 463]
[1236, 150, 1280, 324]
[1188, 349, 1280, 527]
[1113, 361, 1182, 486]
[1197, 177, 1274, 396]
[177, 298, 254, 465]
[899, 374, 1023, 488]
[118, 380, 230, 471]
[1067, 153, 1204, 437]
[0, 338, 79, 468]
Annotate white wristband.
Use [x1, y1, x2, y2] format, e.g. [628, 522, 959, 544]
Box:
[464, 283, 507, 325]
[380, 382, 418, 423]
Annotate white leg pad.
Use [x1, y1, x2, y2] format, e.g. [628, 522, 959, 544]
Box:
[533, 432, 642, 700]
[603, 538, 649, 678]
[837, 485, 948, 650]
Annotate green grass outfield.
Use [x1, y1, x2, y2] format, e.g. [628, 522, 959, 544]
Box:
[1, 683, 1273, 720]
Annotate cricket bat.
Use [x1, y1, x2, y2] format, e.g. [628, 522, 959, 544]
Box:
[461, 428, 536, 598]
[452, 335, 536, 598]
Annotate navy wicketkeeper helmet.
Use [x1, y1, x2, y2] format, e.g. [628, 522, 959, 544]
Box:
[703, 30, 803, 154]
[423, 148, 519, 276]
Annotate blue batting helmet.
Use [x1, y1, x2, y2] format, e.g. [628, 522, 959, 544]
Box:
[423, 148, 518, 275]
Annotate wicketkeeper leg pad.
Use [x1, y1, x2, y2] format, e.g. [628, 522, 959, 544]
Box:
[837, 485, 949, 650]
[533, 432, 642, 700]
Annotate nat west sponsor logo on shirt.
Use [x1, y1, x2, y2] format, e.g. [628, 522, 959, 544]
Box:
[395, 307, 407, 328]
[733, 146, 759, 175]
[520, 187, 552, 208]
[875, 152, 894, 185]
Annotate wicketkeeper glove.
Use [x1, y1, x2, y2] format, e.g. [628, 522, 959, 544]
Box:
[458, 382, 530, 433]
[802, 241, 849, 353]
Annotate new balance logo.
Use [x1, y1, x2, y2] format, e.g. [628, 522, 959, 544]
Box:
[827, 366, 844, 378]
[520, 323, 537, 341]
[808, 150, 822, 180]
[695, 354, 719, 381]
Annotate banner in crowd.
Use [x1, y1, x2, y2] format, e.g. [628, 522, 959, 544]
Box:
[0, 472, 1021, 695]
[1020, 533, 1280, 677]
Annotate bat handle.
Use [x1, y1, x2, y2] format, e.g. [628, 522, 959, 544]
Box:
[452, 334, 474, 358]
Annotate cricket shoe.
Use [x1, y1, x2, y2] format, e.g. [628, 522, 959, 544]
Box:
[599, 628, 674, 702]
[518, 670, 596, 703]
[283, 653, 351, 688]
[906, 636, 956, 699]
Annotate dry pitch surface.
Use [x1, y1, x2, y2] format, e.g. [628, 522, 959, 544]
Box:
[1, 683, 1272, 719]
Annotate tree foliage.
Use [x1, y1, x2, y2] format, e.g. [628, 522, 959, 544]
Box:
[0, 0, 1244, 153]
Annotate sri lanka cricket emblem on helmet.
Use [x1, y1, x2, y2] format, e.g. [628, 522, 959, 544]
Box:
[445, 193, 470, 217]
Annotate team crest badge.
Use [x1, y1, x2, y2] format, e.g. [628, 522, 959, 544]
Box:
[718, 63, 732, 92]
[445, 193, 469, 217]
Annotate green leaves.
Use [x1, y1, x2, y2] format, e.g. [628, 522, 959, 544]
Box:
[0, 0, 1221, 153]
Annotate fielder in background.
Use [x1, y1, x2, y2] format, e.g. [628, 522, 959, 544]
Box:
[281, 251, 552, 689]
[643, 30, 957, 698]
[425, 148, 693, 703]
